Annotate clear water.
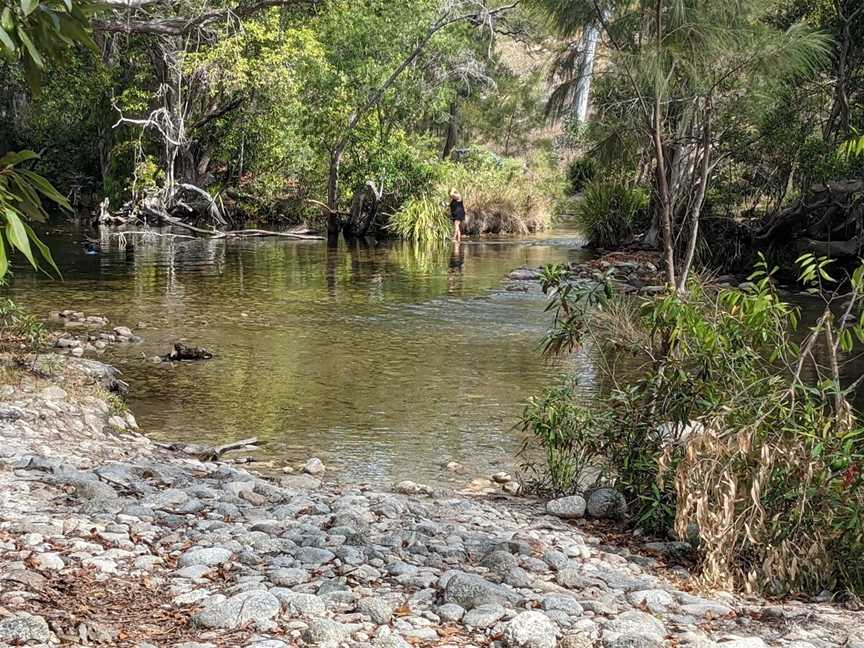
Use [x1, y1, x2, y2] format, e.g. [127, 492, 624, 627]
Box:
[5, 226, 597, 484]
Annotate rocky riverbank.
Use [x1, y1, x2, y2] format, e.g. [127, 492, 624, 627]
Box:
[506, 251, 756, 296]
[1, 356, 862, 647]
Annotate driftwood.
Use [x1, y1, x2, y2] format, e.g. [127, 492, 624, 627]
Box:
[757, 179, 864, 246]
[155, 436, 261, 461]
[804, 237, 863, 258]
[155, 214, 325, 240]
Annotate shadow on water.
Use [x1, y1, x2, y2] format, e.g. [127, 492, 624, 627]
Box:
[6, 226, 598, 483]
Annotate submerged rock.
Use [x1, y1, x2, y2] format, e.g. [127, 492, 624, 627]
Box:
[508, 267, 542, 281]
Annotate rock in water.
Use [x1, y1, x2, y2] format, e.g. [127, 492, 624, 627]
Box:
[586, 488, 628, 519]
[546, 495, 587, 519]
[508, 267, 541, 281]
[504, 611, 558, 648]
[304, 457, 326, 475]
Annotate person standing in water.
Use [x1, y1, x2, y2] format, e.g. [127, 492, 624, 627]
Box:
[449, 189, 465, 242]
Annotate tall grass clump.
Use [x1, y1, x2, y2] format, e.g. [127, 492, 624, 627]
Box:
[388, 148, 559, 241]
[576, 179, 649, 248]
[521, 254, 864, 597]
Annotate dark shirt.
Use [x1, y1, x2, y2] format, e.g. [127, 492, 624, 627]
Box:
[449, 199, 466, 221]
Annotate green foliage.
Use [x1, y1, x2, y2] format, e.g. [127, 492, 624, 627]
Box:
[0, 298, 46, 353]
[838, 131, 864, 162]
[0, 150, 65, 279]
[388, 148, 557, 241]
[519, 377, 611, 493]
[0, 1, 96, 93]
[525, 255, 864, 595]
[0, 0, 97, 280]
[576, 180, 648, 248]
[565, 157, 596, 194]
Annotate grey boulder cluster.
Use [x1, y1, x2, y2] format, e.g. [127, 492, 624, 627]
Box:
[545, 490, 628, 522]
[49, 310, 143, 357]
[0, 358, 862, 648]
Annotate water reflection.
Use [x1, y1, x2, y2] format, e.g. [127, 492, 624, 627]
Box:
[6, 228, 596, 483]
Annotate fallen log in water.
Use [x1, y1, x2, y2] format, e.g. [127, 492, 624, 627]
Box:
[156, 214, 325, 240]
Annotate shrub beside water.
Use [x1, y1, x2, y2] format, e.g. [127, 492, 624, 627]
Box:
[576, 180, 649, 248]
[388, 149, 558, 241]
[521, 256, 864, 596]
[0, 299, 46, 355]
[566, 157, 597, 194]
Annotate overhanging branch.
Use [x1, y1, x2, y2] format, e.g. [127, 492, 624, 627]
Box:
[93, 0, 317, 36]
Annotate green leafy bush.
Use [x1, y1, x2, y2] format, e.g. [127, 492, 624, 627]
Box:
[519, 377, 611, 494]
[576, 180, 648, 248]
[0, 299, 46, 354]
[566, 158, 596, 194]
[524, 256, 864, 596]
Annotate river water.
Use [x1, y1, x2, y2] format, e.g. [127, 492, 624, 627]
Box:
[6, 227, 596, 484]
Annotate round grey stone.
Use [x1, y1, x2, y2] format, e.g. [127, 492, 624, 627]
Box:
[358, 597, 397, 624]
[438, 603, 465, 622]
[587, 488, 628, 519]
[178, 547, 232, 568]
[0, 614, 52, 643]
[192, 591, 280, 629]
[504, 611, 558, 648]
[546, 495, 587, 519]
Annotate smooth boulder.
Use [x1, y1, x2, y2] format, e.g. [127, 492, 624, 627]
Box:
[546, 495, 587, 519]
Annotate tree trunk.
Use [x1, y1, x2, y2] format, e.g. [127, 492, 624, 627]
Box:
[326, 145, 345, 239]
[574, 21, 601, 123]
[442, 100, 459, 160]
[345, 181, 382, 238]
[652, 0, 676, 288]
[675, 98, 712, 293]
